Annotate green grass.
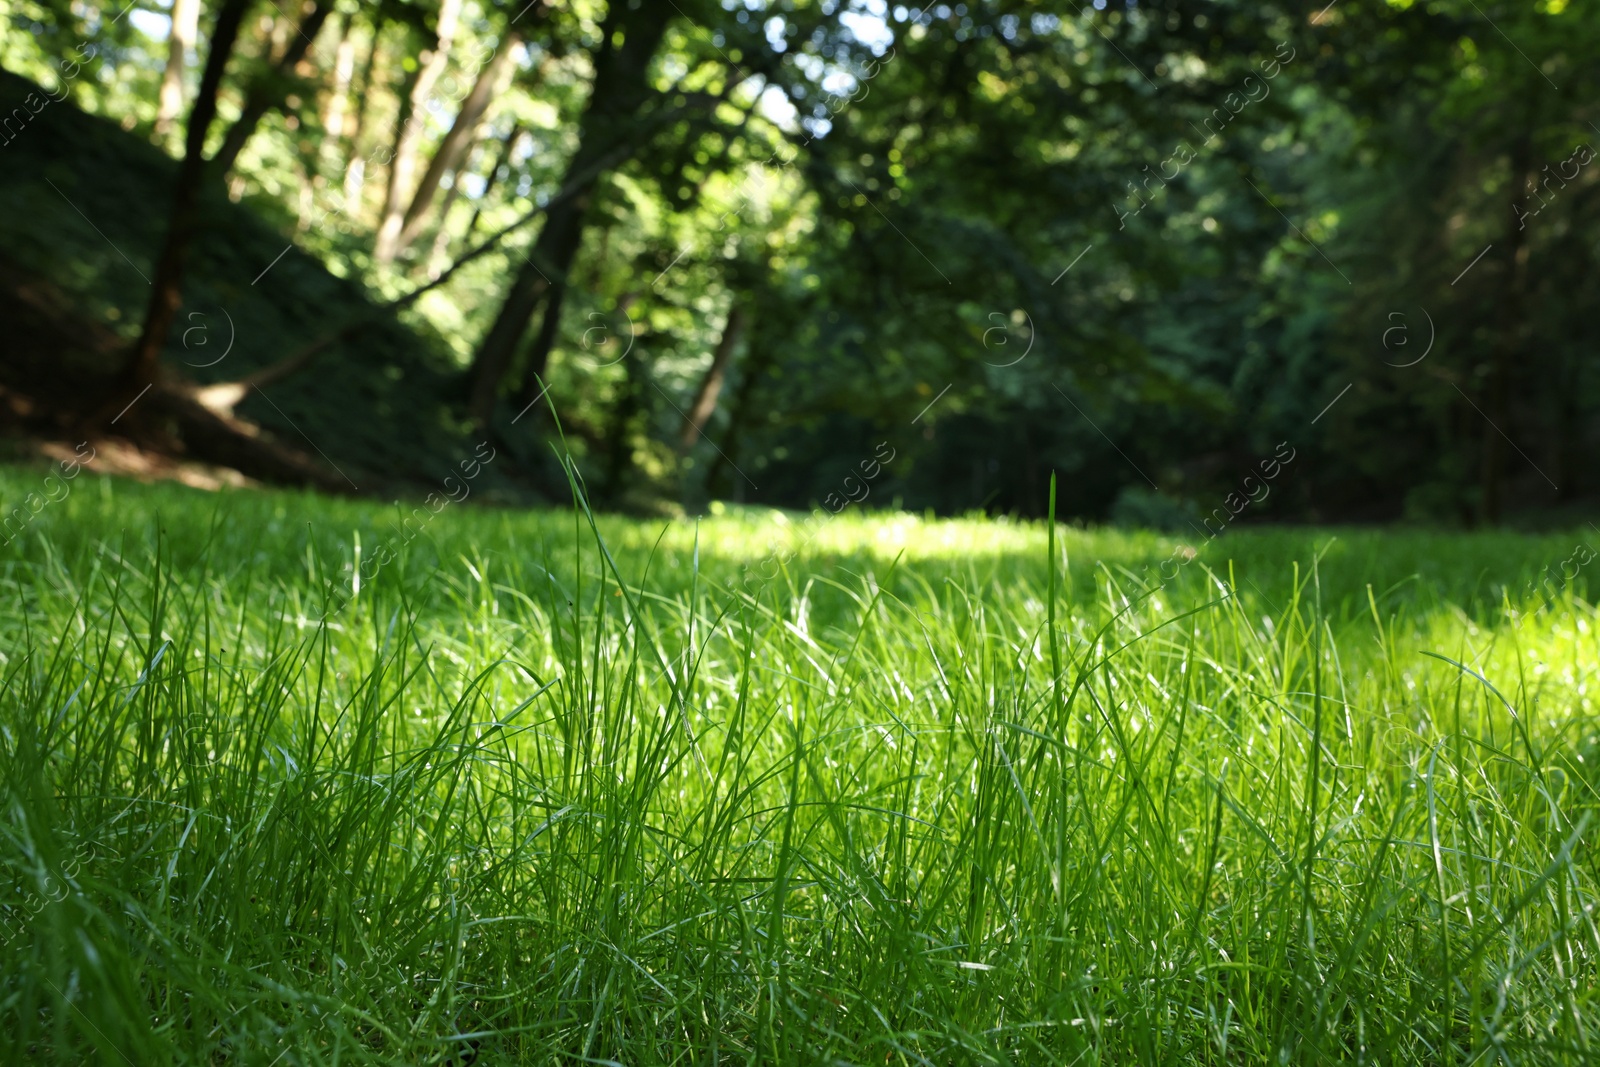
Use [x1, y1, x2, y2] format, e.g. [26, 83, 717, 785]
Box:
[3, 465, 1600, 1064]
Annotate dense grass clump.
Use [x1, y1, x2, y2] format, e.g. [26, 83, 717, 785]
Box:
[2, 469, 1599, 1064]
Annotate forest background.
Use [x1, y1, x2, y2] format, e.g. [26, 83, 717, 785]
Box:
[1, 0, 1596, 527]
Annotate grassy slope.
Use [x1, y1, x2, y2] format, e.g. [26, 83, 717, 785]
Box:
[0, 69, 535, 497]
[3, 469, 1600, 1064]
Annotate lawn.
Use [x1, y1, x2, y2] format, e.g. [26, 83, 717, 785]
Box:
[2, 466, 1599, 1064]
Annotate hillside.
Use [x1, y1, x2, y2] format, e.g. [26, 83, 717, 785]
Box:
[0, 67, 539, 500]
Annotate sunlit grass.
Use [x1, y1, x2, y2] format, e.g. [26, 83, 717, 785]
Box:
[2, 467, 1599, 1064]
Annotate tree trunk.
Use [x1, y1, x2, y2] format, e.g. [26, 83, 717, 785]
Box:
[422, 139, 484, 279]
[341, 14, 382, 211]
[679, 303, 746, 451]
[466, 3, 674, 426]
[121, 0, 255, 403]
[394, 30, 521, 256]
[208, 0, 334, 179]
[706, 326, 773, 500]
[512, 282, 569, 406]
[373, 0, 463, 263]
[321, 12, 355, 165]
[467, 192, 590, 424]
[155, 0, 201, 144]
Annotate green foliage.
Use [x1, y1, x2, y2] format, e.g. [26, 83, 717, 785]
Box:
[5, 1, 1600, 517]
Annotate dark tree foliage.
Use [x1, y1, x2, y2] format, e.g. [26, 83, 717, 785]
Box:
[2, 0, 1596, 523]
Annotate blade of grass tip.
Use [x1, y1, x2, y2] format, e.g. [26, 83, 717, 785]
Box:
[690, 518, 700, 660]
[1298, 558, 1325, 953]
[1047, 472, 1061, 721]
[545, 449, 606, 758]
[553, 438, 661, 649]
[1423, 738, 1455, 1058]
[539, 385, 591, 673]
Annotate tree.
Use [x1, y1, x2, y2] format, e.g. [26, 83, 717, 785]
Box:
[208, 0, 334, 177]
[679, 303, 746, 452]
[374, 0, 464, 263]
[465, 1, 677, 426]
[339, 10, 385, 210]
[154, 0, 200, 145]
[321, 11, 355, 145]
[392, 28, 523, 259]
[120, 0, 255, 405]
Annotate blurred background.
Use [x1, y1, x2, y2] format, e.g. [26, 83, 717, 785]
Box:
[0, 0, 1596, 525]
